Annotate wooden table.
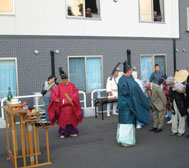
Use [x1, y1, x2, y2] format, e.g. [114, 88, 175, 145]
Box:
[3, 106, 52, 168]
[3, 106, 27, 168]
[94, 97, 118, 120]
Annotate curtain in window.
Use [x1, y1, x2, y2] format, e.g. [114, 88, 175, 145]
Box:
[140, 0, 152, 21]
[0, 0, 13, 13]
[86, 58, 102, 91]
[153, 0, 160, 15]
[159, 0, 164, 18]
[140, 56, 153, 82]
[66, 0, 84, 16]
[85, 0, 97, 13]
[96, 0, 100, 14]
[0, 60, 17, 98]
[155, 55, 166, 75]
[69, 58, 86, 91]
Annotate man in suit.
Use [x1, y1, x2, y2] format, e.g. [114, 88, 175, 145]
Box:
[145, 82, 167, 133]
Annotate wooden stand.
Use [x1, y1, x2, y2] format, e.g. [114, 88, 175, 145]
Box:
[3, 106, 52, 168]
[7, 103, 22, 111]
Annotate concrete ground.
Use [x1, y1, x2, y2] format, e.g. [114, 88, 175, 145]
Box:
[0, 115, 189, 168]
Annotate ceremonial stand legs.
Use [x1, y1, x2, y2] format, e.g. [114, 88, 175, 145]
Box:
[23, 125, 52, 167]
[25, 123, 29, 155]
[5, 112, 10, 159]
[101, 103, 104, 120]
[36, 129, 40, 154]
[33, 125, 39, 165]
[45, 128, 50, 163]
[33, 126, 52, 167]
[94, 102, 104, 120]
[95, 103, 97, 118]
[20, 115, 26, 167]
[28, 123, 35, 166]
[11, 115, 18, 168]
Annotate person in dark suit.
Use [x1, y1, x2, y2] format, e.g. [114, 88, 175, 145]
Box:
[166, 77, 187, 137]
[185, 76, 189, 138]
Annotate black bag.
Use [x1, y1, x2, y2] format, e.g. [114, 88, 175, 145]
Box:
[41, 83, 47, 96]
[41, 89, 47, 96]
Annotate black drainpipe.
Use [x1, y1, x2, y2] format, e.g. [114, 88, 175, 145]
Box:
[127, 49, 131, 66]
[123, 49, 131, 73]
[173, 39, 177, 73]
[50, 51, 55, 76]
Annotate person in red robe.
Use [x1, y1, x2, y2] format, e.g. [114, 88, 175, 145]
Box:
[48, 70, 83, 139]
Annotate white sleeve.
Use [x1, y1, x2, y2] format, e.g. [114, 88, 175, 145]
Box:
[106, 77, 111, 92]
[135, 79, 145, 92]
[118, 72, 123, 79]
[44, 81, 49, 90]
[176, 83, 185, 90]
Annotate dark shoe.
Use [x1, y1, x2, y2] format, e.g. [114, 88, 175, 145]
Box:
[155, 129, 162, 133]
[170, 132, 177, 136]
[149, 128, 157, 132]
[177, 133, 184, 137]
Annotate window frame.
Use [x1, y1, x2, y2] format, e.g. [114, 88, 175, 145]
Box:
[138, 0, 165, 24]
[67, 55, 104, 92]
[187, 7, 189, 32]
[65, 0, 101, 20]
[0, 57, 19, 100]
[140, 54, 167, 79]
[0, 0, 15, 16]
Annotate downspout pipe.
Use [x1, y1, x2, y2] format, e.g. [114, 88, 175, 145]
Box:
[173, 39, 177, 73]
[127, 49, 131, 66]
[50, 51, 55, 76]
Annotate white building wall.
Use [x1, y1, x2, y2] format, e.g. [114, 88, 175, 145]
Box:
[0, 0, 179, 38]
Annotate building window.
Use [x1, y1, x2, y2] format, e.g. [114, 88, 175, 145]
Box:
[140, 54, 166, 81]
[66, 0, 100, 19]
[0, 58, 18, 99]
[0, 0, 14, 14]
[68, 56, 103, 92]
[139, 0, 164, 22]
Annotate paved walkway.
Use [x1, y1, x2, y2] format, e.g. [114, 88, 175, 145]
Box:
[0, 116, 189, 168]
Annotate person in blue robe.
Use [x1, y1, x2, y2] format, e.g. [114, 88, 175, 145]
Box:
[117, 64, 150, 147]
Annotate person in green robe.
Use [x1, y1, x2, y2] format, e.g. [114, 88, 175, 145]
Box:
[117, 63, 150, 147]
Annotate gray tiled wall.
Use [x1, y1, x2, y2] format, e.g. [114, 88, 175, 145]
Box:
[176, 0, 189, 70]
[1, 0, 189, 114]
[0, 36, 175, 107]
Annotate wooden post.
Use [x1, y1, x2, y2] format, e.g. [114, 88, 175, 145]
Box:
[14, 126, 18, 156]
[45, 128, 50, 162]
[25, 123, 29, 155]
[4, 111, 10, 159]
[20, 115, 26, 167]
[11, 115, 18, 168]
[28, 123, 35, 166]
[37, 129, 40, 154]
[33, 125, 39, 165]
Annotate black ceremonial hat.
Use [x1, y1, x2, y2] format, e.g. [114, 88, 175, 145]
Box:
[59, 67, 68, 79]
